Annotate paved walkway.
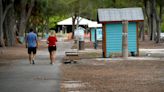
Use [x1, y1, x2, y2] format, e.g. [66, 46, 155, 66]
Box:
[0, 41, 73, 92]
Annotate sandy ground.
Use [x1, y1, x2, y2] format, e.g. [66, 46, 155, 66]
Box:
[60, 38, 164, 92]
[61, 59, 164, 92]
[0, 37, 164, 92]
[0, 45, 27, 62]
[0, 40, 47, 62]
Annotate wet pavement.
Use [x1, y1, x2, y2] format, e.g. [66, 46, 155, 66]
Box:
[0, 41, 73, 92]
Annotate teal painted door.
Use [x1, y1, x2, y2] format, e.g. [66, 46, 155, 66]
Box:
[106, 23, 122, 57]
[128, 23, 137, 52]
[96, 28, 102, 41]
[91, 28, 96, 42]
[105, 22, 137, 57]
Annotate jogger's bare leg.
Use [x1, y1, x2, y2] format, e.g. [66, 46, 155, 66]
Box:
[50, 51, 55, 64]
[32, 54, 36, 61]
[29, 54, 32, 64]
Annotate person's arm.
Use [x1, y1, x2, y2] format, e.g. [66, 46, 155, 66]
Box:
[36, 35, 38, 48]
[25, 36, 28, 48]
[47, 37, 50, 44]
[36, 39, 38, 48]
[55, 36, 58, 42]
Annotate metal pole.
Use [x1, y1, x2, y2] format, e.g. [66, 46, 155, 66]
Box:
[122, 20, 128, 58]
[94, 28, 97, 49]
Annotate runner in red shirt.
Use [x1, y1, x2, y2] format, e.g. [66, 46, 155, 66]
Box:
[47, 31, 57, 64]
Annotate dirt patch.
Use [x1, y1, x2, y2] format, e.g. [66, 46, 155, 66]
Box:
[61, 60, 164, 92]
[61, 37, 164, 92]
[0, 40, 47, 63]
[139, 40, 164, 49]
[0, 45, 27, 61]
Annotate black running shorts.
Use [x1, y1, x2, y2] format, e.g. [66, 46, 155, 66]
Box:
[48, 46, 56, 52]
[28, 47, 37, 54]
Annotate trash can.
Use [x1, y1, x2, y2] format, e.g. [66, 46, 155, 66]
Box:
[79, 41, 84, 50]
[94, 41, 98, 49]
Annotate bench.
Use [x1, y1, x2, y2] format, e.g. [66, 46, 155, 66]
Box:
[64, 51, 80, 64]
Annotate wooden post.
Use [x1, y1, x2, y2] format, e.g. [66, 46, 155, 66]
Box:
[77, 37, 79, 50]
[102, 24, 106, 58]
[94, 28, 97, 49]
[122, 20, 128, 58]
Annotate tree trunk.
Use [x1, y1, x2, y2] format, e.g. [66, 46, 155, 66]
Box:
[144, 0, 152, 40]
[0, 0, 4, 47]
[155, 5, 162, 43]
[4, 6, 16, 46]
[152, 13, 156, 41]
[0, 0, 12, 47]
[72, 15, 77, 39]
[156, 20, 160, 43]
[149, 0, 155, 41]
[76, 16, 82, 29]
[149, 0, 161, 43]
[71, 0, 80, 39]
[18, 0, 34, 37]
[147, 3, 151, 38]
[139, 22, 145, 41]
[19, 11, 27, 37]
[155, 15, 160, 43]
[112, 0, 116, 8]
[45, 16, 49, 35]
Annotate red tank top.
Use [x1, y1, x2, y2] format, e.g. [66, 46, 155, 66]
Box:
[47, 36, 57, 46]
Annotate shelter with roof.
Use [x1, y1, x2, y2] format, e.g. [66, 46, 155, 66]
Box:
[97, 7, 144, 58]
[57, 17, 93, 33]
